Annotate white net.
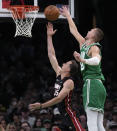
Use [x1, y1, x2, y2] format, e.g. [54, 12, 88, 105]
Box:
[9, 6, 39, 37]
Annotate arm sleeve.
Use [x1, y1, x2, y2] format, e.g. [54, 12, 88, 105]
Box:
[85, 57, 100, 65]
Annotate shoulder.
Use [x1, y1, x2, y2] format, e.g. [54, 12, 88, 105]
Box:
[90, 45, 100, 52]
[63, 79, 74, 90]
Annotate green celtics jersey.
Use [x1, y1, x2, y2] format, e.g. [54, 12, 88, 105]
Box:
[80, 43, 105, 81]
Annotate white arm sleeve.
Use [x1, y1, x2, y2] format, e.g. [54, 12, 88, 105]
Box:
[84, 57, 100, 65]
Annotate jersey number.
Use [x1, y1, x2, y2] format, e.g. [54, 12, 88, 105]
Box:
[54, 84, 60, 97]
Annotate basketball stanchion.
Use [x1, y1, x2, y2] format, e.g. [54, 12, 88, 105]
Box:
[7, 5, 39, 37]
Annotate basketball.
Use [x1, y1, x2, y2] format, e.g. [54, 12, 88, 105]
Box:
[44, 5, 60, 21]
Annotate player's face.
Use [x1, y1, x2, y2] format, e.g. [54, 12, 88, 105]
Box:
[85, 29, 96, 40]
[62, 61, 72, 72]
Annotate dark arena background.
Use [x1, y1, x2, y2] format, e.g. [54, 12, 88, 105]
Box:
[0, 0, 117, 131]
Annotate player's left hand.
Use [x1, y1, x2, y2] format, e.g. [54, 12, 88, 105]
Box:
[29, 102, 41, 112]
[47, 22, 57, 36]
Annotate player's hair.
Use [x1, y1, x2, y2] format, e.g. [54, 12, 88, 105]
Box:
[69, 60, 79, 77]
[94, 28, 104, 42]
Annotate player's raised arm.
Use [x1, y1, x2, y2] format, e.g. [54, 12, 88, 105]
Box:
[60, 6, 85, 49]
[47, 22, 61, 76]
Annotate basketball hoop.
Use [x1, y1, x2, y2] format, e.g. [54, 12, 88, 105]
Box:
[7, 5, 39, 37]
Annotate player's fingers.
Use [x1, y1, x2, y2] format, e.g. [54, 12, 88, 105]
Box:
[59, 8, 63, 12]
[30, 108, 34, 112]
[59, 8, 64, 15]
[53, 29, 57, 34]
[29, 104, 35, 109]
[62, 6, 65, 9]
[28, 105, 32, 110]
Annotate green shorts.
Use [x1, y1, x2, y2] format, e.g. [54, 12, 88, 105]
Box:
[83, 79, 106, 113]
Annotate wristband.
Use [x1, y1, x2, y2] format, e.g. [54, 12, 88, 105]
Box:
[40, 103, 42, 109]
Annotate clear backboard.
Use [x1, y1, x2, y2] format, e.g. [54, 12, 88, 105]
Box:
[0, 0, 75, 19]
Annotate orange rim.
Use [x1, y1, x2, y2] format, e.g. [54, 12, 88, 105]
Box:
[7, 5, 39, 19]
[7, 5, 39, 12]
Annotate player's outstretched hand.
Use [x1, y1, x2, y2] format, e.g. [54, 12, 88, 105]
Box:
[29, 102, 41, 112]
[47, 22, 57, 36]
[59, 6, 70, 17]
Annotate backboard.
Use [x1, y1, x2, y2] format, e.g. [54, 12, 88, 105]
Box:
[0, 0, 75, 19]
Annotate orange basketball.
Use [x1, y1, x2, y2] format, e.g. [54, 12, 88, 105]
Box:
[44, 5, 60, 21]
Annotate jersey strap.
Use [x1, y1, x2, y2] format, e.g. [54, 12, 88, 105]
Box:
[86, 42, 101, 54]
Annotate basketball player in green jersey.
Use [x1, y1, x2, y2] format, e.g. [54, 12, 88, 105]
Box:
[60, 6, 106, 131]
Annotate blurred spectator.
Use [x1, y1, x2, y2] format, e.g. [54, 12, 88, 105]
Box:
[6, 123, 16, 131]
[105, 99, 113, 111]
[108, 110, 117, 129]
[20, 108, 35, 127]
[43, 119, 51, 131]
[19, 127, 26, 131]
[33, 118, 42, 129]
[0, 124, 5, 131]
[7, 97, 18, 116]
[12, 113, 21, 130]
[0, 114, 5, 123]
[0, 119, 7, 130]
[52, 114, 62, 129]
[39, 109, 50, 121]
[108, 123, 117, 131]
[21, 121, 32, 131]
[33, 117, 47, 131]
[53, 107, 60, 116]
[79, 115, 87, 129]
